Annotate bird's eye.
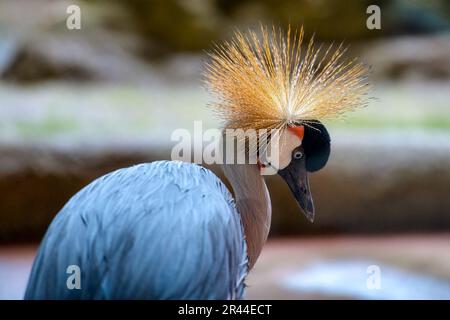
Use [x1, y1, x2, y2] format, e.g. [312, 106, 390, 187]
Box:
[293, 150, 303, 159]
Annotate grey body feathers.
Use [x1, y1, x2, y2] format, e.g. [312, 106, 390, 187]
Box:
[25, 161, 248, 299]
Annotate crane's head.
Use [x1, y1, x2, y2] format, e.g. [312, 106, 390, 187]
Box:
[205, 25, 368, 222]
[271, 121, 330, 222]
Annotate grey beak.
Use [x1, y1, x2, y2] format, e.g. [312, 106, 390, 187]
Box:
[278, 150, 315, 222]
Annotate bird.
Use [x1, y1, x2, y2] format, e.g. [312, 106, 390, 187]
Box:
[25, 25, 368, 300]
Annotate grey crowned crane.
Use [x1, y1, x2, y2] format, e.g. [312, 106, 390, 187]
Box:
[25, 26, 368, 299]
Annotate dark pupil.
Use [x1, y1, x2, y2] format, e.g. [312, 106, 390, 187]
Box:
[294, 151, 303, 159]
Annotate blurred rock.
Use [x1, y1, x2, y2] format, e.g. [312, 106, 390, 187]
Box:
[0, 0, 155, 83]
[0, 144, 167, 242]
[363, 34, 450, 80]
[1, 42, 94, 83]
[0, 31, 156, 84]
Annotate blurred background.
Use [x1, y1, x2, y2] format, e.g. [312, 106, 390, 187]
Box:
[0, 0, 449, 299]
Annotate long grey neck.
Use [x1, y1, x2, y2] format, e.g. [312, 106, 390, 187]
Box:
[221, 163, 272, 270]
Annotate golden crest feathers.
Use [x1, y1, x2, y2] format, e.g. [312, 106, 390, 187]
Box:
[204, 25, 369, 130]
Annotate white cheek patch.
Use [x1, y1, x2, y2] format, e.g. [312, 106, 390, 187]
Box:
[259, 129, 302, 175]
[277, 130, 302, 170]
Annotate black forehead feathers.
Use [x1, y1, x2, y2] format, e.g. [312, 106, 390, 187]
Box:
[298, 120, 331, 172]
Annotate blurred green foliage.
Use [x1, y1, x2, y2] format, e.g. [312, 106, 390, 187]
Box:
[94, 0, 450, 54]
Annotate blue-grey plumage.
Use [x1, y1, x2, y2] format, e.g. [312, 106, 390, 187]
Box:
[25, 161, 248, 299]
